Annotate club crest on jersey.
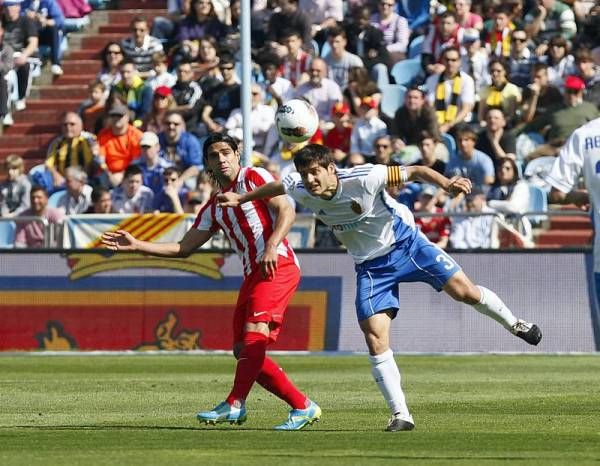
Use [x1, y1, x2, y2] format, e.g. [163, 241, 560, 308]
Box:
[350, 200, 362, 214]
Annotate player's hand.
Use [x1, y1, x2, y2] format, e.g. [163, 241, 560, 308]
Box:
[446, 176, 472, 197]
[216, 192, 242, 208]
[260, 245, 278, 279]
[101, 230, 138, 251]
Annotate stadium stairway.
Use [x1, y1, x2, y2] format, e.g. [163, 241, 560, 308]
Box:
[534, 207, 593, 248]
[0, 0, 167, 174]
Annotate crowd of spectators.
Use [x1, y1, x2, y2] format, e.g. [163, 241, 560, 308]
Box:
[1, 0, 600, 249]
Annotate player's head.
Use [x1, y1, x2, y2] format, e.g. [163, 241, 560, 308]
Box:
[202, 133, 241, 187]
[293, 144, 338, 198]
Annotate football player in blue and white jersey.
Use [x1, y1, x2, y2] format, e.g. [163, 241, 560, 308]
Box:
[548, 117, 600, 311]
[218, 144, 542, 432]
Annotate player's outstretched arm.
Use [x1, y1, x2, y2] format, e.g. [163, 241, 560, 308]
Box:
[217, 181, 287, 207]
[101, 228, 212, 257]
[402, 165, 472, 196]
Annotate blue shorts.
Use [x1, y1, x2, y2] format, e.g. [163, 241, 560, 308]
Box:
[354, 232, 461, 322]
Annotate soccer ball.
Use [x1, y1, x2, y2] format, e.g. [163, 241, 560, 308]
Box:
[275, 99, 319, 144]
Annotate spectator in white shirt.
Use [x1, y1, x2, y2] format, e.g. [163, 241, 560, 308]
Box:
[294, 58, 342, 123]
[225, 84, 278, 158]
[121, 15, 164, 79]
[350, 96, 388, 158]
[54, 166, 93, 215]
[111, 164, 154, 213]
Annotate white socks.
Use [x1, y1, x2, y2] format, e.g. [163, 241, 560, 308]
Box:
[369, 349, 410, 417]
[473, 286, 518, 330]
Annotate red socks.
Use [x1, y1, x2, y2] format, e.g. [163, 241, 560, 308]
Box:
[257, 356, 307, 410]
[226, 332, 268, 406]
[225, 331, 307, 410]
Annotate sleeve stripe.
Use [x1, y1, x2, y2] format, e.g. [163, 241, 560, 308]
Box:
[386, 166, 408, 186]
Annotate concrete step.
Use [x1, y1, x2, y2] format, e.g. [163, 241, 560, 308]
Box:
[60, 60, 101, 74]
[98, 24, 131, 34]
[65, 49, 104, 60]
[24, 159, 47, 173]
[536, 229, 593, 246]
[26, 99, 84, 111]
[119, 0, 166, 10]
[33, 85, 89, 100]
[0, 148, 47, 160]
[55, 74, 98, 85]
[77, 33, 126, 50]
[4, 122, 62, 134]
[549, 215, 592, 230]
[107, 9, 167, 23]
[0, 133, 56, 147]
[13, 110, 71, 123]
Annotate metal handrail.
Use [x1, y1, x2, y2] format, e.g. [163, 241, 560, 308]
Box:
[0, 216, 52, 248]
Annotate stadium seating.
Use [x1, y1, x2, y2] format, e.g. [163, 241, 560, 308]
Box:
[0, 221, 16, 248]
[379, 84, 407, 118]
[441, 133, 457, 159]
[48, 190, 66, 208]
[527, 184, 548, 226]
[390, 57, 422, 87]
[408, 35, 425, 59]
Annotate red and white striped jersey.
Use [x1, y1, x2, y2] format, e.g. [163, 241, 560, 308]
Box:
[193, 167, 297, 276]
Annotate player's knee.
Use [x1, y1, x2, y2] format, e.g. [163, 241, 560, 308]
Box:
[445, 275, 479, 304]
[364, 332, 388, 355]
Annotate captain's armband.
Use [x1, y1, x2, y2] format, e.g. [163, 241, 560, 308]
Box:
[387, 166, 408, 187]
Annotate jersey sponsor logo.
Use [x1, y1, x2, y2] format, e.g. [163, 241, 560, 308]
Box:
[331, 220, 362, 231]
[351, 200, 362, 214]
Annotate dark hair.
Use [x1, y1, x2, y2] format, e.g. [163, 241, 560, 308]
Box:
[257, 50, 282, 69]
[493, 4, 512, 16]
[30, 185, 49, 198]
[439, 10, 457, 22]
[164, 166, 180, 178]
[456, 125, 477, 141]
[101, 41, 123, 69]
[293, 144, 335, 172]
[418, 130, 439, 144]
[327, 25, 346, 39]
[119, 57, 136, 68]
[218, 52, 236, 66]
[442, 46, 461, 58]
[130, 15, 148, 27]
[488, 56, 509, 74]
[202, 133, 239, 181]
[124, 164, 143, 179]
[497, 157, 520, 184]
[531, 62, 548, 74]
[574, 47, 594, 64]
[91, 186, 110, 203]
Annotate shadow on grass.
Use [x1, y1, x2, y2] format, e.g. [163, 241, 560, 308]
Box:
[2, 425, 360, 432]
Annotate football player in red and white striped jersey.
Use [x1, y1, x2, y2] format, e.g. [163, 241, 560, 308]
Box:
[101, 133, 320, 430]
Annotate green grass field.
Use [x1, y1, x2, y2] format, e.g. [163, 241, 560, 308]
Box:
[1, 354, 599, 466]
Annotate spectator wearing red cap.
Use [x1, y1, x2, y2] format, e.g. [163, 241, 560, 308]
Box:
[143, 86, 176, 134]
[524, 75, 600, 160]
[349, 95, 387, 158]
[324, 102, 353, 165]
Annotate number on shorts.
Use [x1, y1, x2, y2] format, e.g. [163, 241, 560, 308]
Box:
[436, 253, 455, 270]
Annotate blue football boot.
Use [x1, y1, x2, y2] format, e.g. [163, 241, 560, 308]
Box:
[196, 401, 247, 425]
[273, 400, 321, 431]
